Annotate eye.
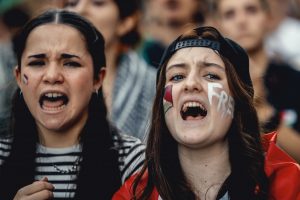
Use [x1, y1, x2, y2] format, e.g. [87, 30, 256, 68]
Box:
[204, 73, 220, 80]
[65, 0, 78, 7]
[28, 61, 45, 67]
[64, 61, 82, 67]
[170, 74, 185, 82]
[223, 9, 235, 20]
[246, 5, 259, 15]
[93, 0, 106, 6]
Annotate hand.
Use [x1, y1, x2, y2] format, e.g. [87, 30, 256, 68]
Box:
[13, 177, 54, 200]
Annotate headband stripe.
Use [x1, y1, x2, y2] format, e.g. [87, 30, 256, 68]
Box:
[174, 39, 220, 52]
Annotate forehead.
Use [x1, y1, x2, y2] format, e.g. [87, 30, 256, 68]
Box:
[23, 23, 88, 56]
[166, 47, 225, 69]
[218, 0, 262, 10]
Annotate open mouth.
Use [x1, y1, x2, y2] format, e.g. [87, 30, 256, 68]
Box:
[39, 92, 69, 111]
[181, 101, 207, 120]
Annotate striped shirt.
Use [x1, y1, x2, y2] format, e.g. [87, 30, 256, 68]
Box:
[0, 132, 145, 199]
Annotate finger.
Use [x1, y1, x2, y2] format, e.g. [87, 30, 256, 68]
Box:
[22, 189, 54, 200]
[40, 177, 48, 182]
[16, 181, 54, 197]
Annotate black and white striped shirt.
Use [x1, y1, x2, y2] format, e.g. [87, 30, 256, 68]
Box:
[0, 132, 145, 199]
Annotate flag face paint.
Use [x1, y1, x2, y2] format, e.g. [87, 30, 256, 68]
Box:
[163, 85, 173, 114]
[22, 74, 28, 85]
[207, 82, 234, 118]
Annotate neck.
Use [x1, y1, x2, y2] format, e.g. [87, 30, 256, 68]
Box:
[178, 141, 231, 200]
[248, 45, 269, 79]
[155, 20, 199, 46]
[37, 112, 88, 148]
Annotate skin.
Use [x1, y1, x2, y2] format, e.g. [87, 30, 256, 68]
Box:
[66, 0, 123, 48]
[144, 0, 202, 46]
[164, 47, 233, 199]
[14, 23, 105, 199]
[165, 47, 233, 149]
[15, 24, 104, 147]
[217, 0, 268, 52]
[66, 0, 136, 110]
[13, 177, 54, 200]
[150, 0, 201, 25]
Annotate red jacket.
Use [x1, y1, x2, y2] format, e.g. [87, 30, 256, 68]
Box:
[113, 132, 300, 200]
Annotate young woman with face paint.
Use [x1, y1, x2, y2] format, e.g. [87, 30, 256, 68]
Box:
[113, 26, 300, 200]
[0, 10, 145, 200]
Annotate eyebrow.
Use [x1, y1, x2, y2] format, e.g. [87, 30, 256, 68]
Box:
[61, 53, 80, 59]
[166, 61, 225, 72]
[28, 54, 45, 59]
[202, 62, 225, 71]
[28, 53, 80, 59]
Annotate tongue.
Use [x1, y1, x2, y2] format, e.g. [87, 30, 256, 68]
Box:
[42, 99, 65, 109]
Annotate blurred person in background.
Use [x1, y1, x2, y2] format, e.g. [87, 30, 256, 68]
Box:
[66, 0, 156, 141]
[138, 0, 210, 68]
[211, 0, 300, 163]
[0, 6, 29, 135]
[264, 0, 300, 70]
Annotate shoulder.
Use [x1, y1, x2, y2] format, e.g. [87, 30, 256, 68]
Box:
[0, 136, 12, 165]
[263, 132, 300, 199]
[111, 127, 146, 183]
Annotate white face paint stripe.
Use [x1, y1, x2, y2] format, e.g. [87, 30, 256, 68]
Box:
[217, 91, 228, 112]
[208, 82, 223, 105]
[207, 82, 234, 118]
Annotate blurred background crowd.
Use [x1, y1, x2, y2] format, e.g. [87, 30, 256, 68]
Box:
[1, 0, 300, 161]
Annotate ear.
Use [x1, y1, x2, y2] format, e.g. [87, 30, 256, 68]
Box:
[93, 67, 106, 91]
[117, 12, 139, 37]
[14, 66, 22, 88]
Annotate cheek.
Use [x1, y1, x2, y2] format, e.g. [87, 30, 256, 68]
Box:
[207, 83, 235, 118]
[71, 71, 95, 93]
[163, 85, 173, 114]
[22, 74, 29, 85]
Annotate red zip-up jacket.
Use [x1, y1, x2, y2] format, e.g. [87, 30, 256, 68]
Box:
[113, 132, 300, 200]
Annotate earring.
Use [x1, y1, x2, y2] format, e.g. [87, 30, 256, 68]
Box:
[94, 89, 98, 96]
[19, 90, 22, 96]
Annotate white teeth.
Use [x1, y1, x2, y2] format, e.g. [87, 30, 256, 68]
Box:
[44, 92, 63, 98]
[182, 101, 205, 112]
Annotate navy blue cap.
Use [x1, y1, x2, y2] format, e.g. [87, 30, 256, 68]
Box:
[157, 26, 252, 89]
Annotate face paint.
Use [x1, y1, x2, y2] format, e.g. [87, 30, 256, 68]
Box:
[22, 74, 29, 85]
[163, 85, 173, 114]
[208, 83, 234, 118]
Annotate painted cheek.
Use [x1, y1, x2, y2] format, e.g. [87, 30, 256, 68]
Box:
[163, 85, 173, 114]
[22, 74, 29, 85]
[207, 82, 234, 118]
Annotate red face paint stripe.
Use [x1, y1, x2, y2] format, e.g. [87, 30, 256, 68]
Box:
[164, 85, 173, 104]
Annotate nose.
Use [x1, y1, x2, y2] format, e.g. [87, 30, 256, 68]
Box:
[236, 10, 248, 27]
[69, 1, 88, 16]
[42, 63, 64, 85]
[184, 72, 203, 92]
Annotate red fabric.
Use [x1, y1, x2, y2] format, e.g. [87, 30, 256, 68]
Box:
[113, 132, 300, 200]
[112, 172, 159, 200]
[263, 132, 300, 200]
